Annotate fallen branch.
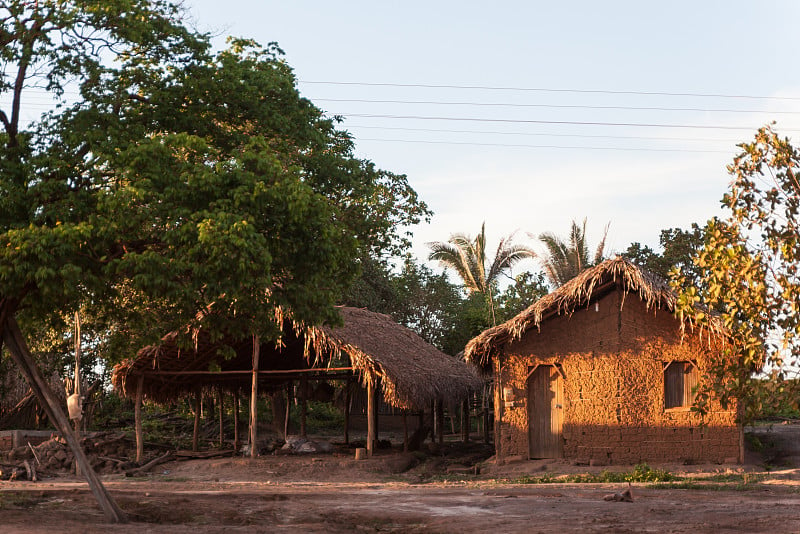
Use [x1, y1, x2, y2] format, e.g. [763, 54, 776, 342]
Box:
[175, 449, 234, 460]
[125, 451, 175, 477]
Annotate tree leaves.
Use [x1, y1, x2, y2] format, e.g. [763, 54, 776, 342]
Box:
[673, 126, 800, 420]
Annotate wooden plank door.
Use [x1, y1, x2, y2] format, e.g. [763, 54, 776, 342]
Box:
[527, 365, 563, 458]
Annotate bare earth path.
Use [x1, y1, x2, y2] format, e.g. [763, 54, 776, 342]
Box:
[2, 453, 800, 533]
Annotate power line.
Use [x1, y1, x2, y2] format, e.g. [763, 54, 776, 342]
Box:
[355, 137, 733, 153]
[336, 113, 798, 131]
[301, 81, 800, 101]
[315, 98, 800, 115]
[344, 124, 743, 143]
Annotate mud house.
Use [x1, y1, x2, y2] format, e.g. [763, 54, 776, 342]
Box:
[465, 257, 742, 465]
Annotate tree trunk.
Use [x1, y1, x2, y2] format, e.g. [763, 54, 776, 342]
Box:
[0, 311, 126, 523]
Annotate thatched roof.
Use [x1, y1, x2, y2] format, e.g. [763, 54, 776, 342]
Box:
[465, 257, 714, 366]
[112, 306, 481, 410]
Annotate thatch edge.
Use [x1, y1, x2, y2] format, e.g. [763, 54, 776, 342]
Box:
[464, 257, 723, 367]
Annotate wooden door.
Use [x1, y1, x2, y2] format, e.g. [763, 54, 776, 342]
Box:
[527, 365, 563, 459]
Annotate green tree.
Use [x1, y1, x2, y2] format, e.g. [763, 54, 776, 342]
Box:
[496, 271, 550, 322]
[427, 223, 535, 325]
[672, 126, 800, 420]
[0, 1, 428, 519]
[623, 224, 705, 281]
[535, 218, 609, 287]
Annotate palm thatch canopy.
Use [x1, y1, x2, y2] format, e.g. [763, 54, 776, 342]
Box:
[465, 257, 718, 367]
[112, 306, 481, 410]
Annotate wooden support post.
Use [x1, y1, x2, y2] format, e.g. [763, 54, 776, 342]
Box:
[233, 390, 240, 453]
[192, 388, 201, 452]
[483, 388, 491, 445]
[135, 375, 145, 463]
[403, 412, 409, 452]
[461, 398, 470, 443]
[217, 387, 224, 448]
[373, 378, 380, 443]
[249, 335, 260, 459]
[284, 381, 292, 439]
[343, 377, 351, 445]
[366, 379, 375, 456]
[493, 362, 501, 452]
[73, 312, 82, 477]
[299, 377, 307, 438]
[430, 401, 436, 441]
[1, 313, 126, 523]
[436, 399, 444, 446]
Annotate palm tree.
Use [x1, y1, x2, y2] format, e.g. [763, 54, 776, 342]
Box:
[428, 222, 535, 325]
[536, 218, 609, 287]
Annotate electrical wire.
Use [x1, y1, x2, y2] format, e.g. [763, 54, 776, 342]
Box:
[300, 80, 800, 101]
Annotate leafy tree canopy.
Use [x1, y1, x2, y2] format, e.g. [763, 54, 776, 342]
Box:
[495, 271, 549, 323]
[673, 126, 800, 419]
[622, 224, 704, 281]
[0, 0, 429, 365]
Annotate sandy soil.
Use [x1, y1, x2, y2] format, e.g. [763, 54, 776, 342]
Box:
[2, 425, 800, 533]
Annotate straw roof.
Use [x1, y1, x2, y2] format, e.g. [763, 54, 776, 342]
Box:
[112, 306, 481, 410]
[465, 257, 716, 366]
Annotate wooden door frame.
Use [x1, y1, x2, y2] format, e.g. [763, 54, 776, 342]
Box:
[526, 364, 564, 459]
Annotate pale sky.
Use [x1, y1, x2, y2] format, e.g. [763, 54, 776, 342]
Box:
[187, 2, 800, 271]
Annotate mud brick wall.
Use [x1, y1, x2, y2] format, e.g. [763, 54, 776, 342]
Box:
[497, 289, 741, 464]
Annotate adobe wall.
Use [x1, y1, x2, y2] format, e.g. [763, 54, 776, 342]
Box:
[497, 289, 741, 464]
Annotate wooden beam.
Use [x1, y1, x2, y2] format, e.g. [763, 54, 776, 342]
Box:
[140, 367, 355, 376]
[366, 379, 375, 456]
[1, 313, 126, 523]
[135, 375, 144, 463]
[249, 335, 259, 459]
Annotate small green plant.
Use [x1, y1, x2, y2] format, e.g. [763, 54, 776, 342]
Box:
[512, 463, 680, 485]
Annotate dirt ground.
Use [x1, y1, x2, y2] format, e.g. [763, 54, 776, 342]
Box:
[3, 424, 800, 533]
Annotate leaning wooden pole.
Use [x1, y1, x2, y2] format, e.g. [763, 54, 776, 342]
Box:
[249, 335, 259, 458]
[135, 375, 145, 463]
[1, 313, 126, 523]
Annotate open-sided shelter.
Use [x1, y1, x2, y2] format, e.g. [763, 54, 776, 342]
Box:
[465, 257, 742, 465]
[112, 306, 481, 457]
